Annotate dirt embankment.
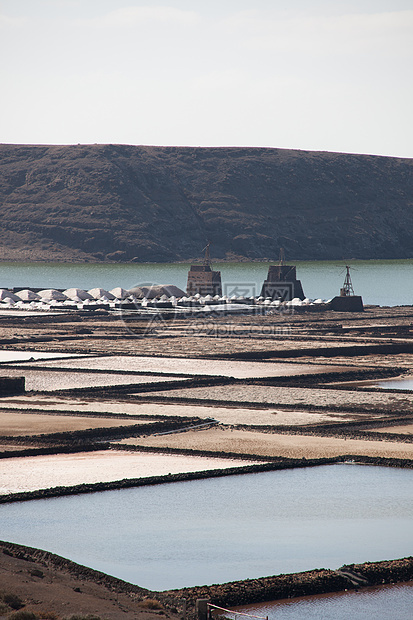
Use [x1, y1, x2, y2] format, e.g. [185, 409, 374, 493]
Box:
[169, 557, 413, 610]
[1, 540, 412, 619]
[0, 540, 172, 619]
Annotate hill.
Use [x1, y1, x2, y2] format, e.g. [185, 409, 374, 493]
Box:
[0, 143, 412, 262]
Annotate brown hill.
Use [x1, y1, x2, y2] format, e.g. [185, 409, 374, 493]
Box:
[0, 143, 412, 262]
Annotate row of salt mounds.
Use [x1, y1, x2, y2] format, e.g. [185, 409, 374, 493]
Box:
[1, 288, 331, 307]
[39, 289, 68, 301]
[128, 284, 186, 300]
[0, 289, 20, 302]
[257, 297, 331, 305]
[0, 287, 129, 306]
[14, 289, 41, 301]
[110, 287, 129, 300]
[88, 287, 116, 301]
[63, 288, 94, 302]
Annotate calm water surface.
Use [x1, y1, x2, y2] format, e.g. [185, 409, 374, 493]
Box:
[0, 259, 413, 305]
[233, 582, 413, 620]
[372, 377, 413, 390]
[1, 464, 412, 591]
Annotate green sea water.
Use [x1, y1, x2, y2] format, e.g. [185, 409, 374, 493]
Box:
[0, 259, 412, 306]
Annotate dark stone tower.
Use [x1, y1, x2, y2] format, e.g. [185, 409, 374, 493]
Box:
[260, 251, 305, 300]
[186, 243, 222, 296]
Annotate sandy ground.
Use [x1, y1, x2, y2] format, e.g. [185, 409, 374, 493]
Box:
[0, 394, 141, 412]
[0, 443, 33, 451]
[120, 427, 413, 460]
[0, 411, 156, 436]
[293, 352, 413, 369]
[0, 449, 261, 494]
[12, 355, 357, 378]
[0, 368, 190, 391]
[0, 351, 86, 362]
[140, 384, 413, 410]
[0, 397, 363, 427]
[0, 334, 370, 357]
[329, 377, 413, 389]
[0, 542, 174, 620]
[374, 424, 413, 435]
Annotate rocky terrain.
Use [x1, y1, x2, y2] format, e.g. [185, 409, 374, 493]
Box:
[0, 144, 412, 262]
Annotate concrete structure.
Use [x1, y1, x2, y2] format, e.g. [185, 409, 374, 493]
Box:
[0, 376, 25, 395]
[260, 264, 305, 301]
[195, 599, 210, 620]
[186, 244, 222, 296]
[330, 265, 364, 312]
[330, 295, 364, 311]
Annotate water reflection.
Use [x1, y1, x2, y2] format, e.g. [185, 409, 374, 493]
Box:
[233, 581, 413, 620]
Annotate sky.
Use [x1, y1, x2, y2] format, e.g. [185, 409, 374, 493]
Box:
[1, 0, 412, 158]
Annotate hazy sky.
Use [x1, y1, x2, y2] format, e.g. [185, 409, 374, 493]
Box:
[1, 0, 412, 157]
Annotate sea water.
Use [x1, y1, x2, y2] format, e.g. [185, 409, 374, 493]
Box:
[0, 259, 413, 305]
[1, 464, 412, 591]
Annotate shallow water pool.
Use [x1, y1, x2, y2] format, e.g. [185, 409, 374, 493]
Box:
[233, 581, 413, 620]
[0, 464, 412, 590]
[372, 376, 413, 390]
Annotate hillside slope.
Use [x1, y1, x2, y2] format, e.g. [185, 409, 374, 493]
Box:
[0, 144, 412, 262]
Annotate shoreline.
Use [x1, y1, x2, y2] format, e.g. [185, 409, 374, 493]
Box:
[1, 540, 412, 618]
[1, 257, 413, 265]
